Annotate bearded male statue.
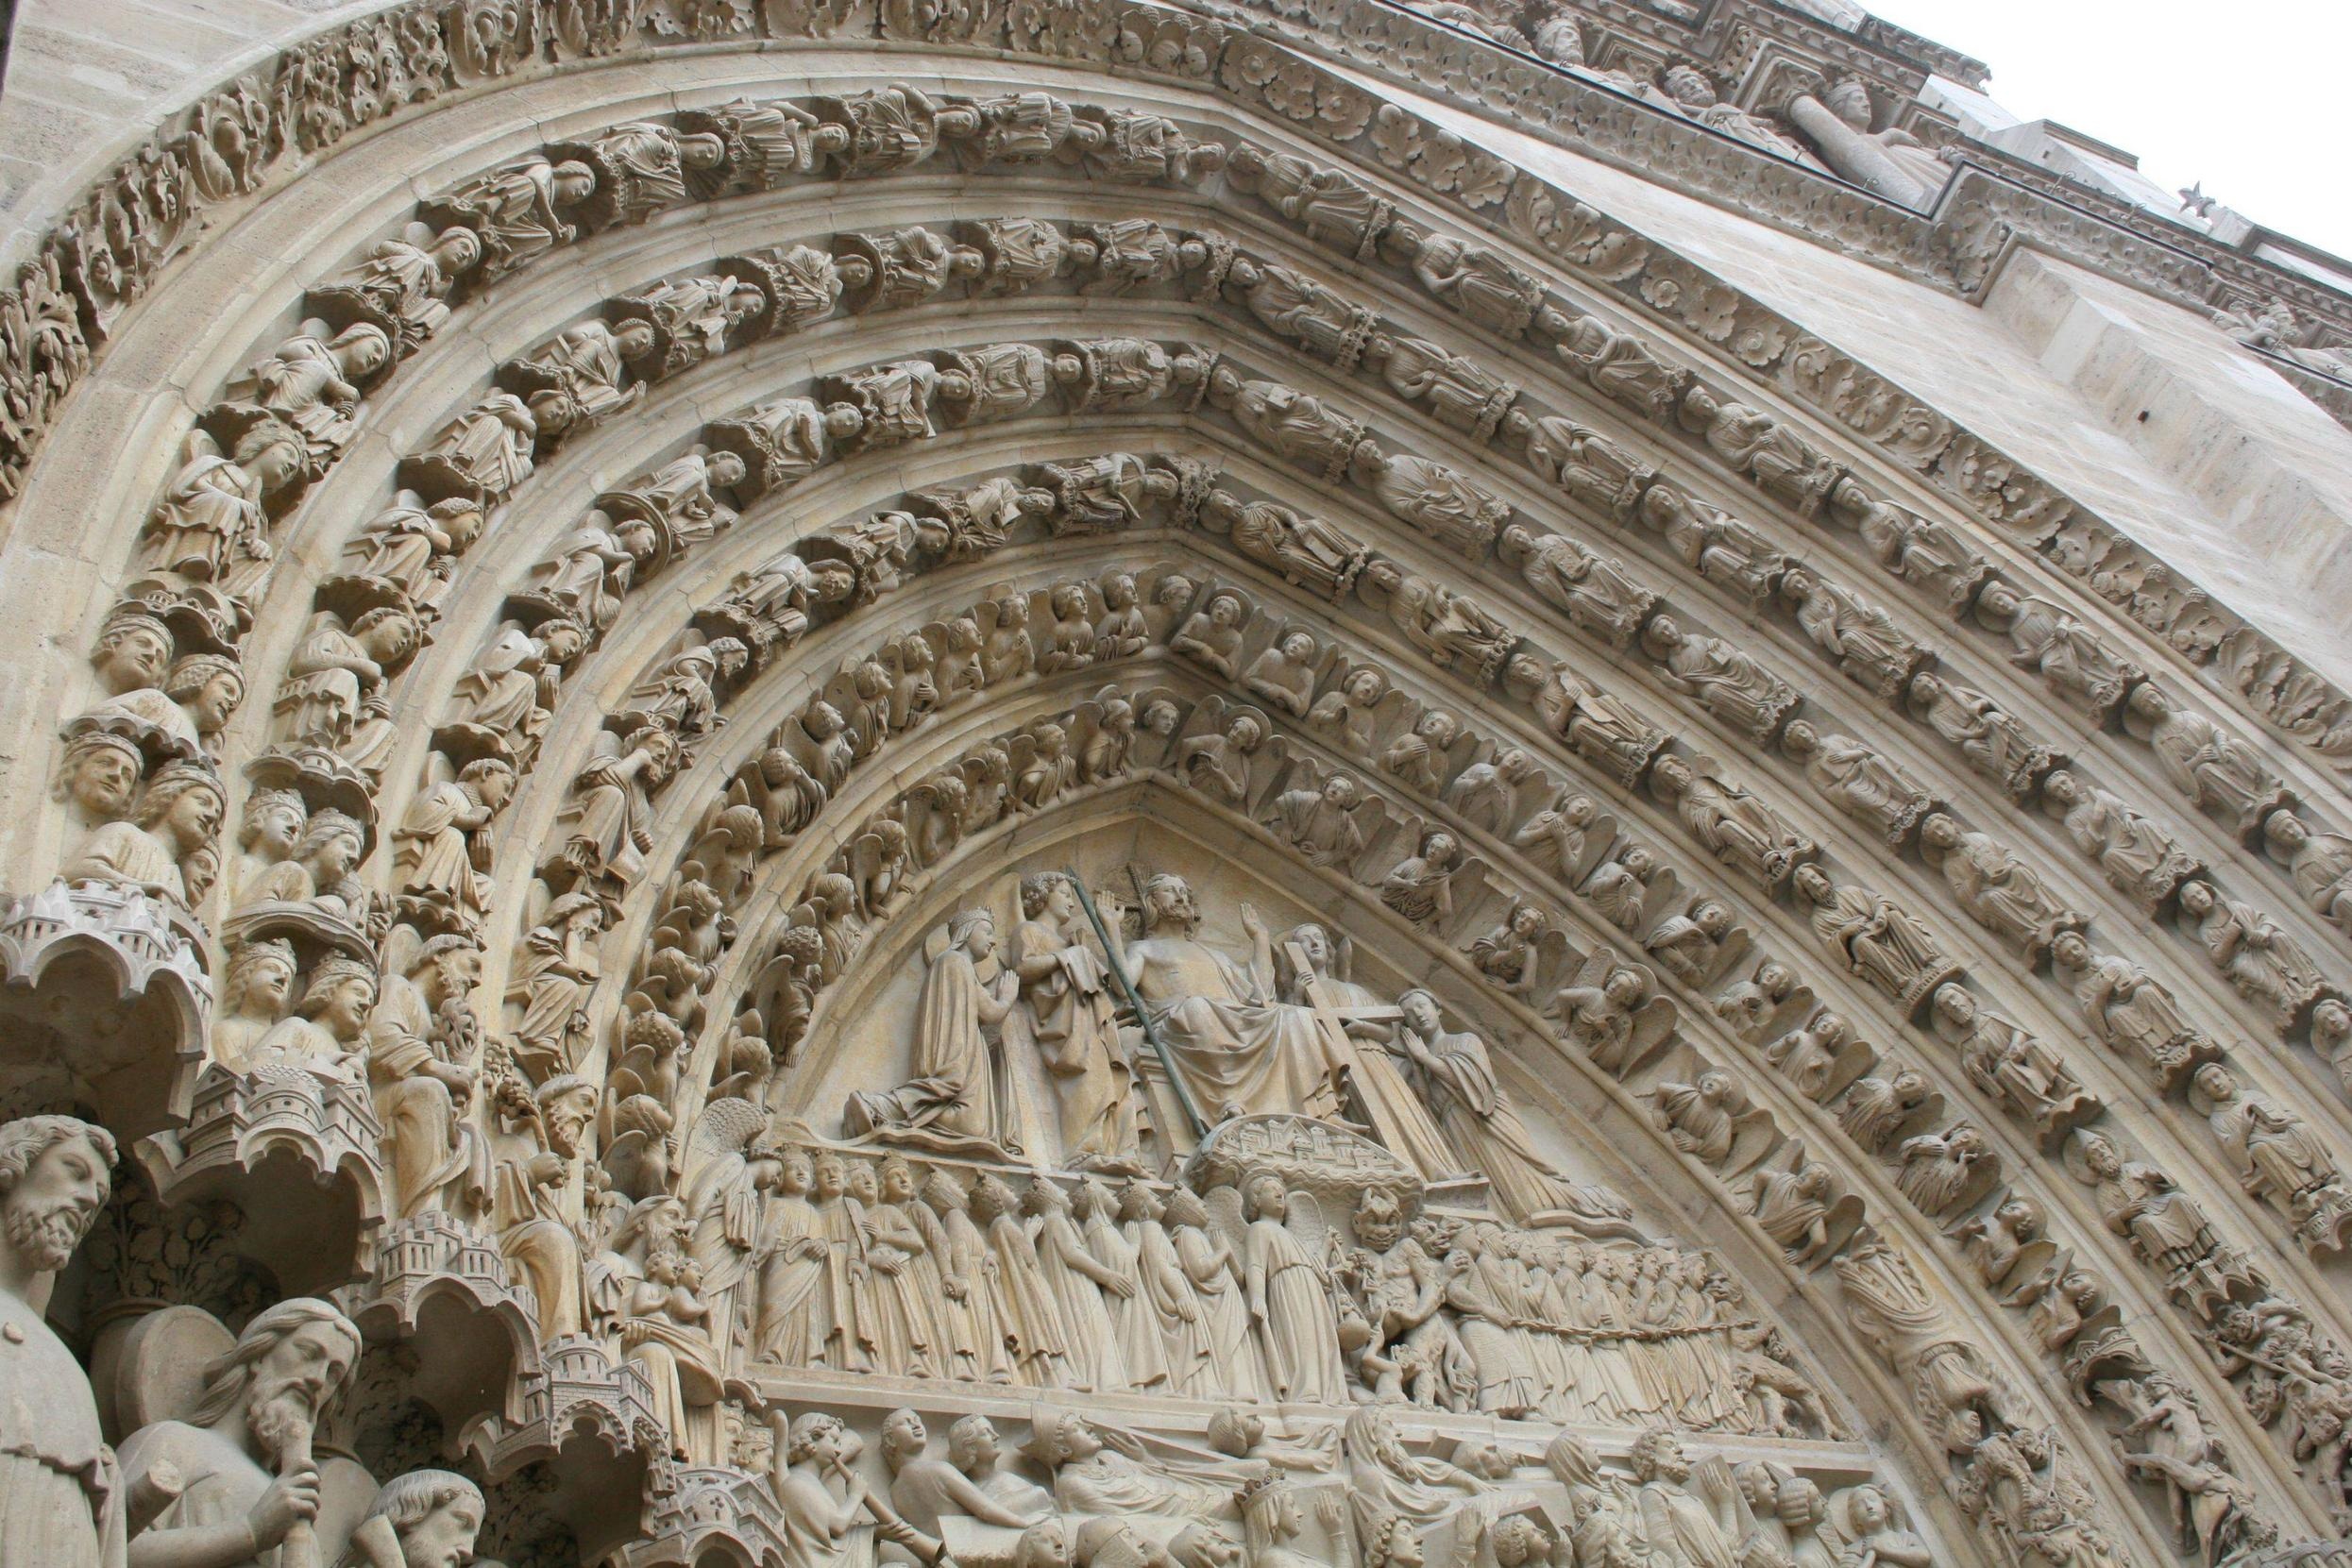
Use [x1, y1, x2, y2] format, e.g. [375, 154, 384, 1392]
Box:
[116, 1296, 364, 1568]
[0, 1114, 122, 1568]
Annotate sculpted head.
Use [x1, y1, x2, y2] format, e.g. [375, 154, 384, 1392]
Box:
[227, 937, 298, 1022]
[881, 1408, 927, 1470]
[2193, 1062, 2242, 1104]
[139, 761, 227, 851]
[189, 1297, 363, 1460]
[1020, 871, 1078, 923]
[1398, 987, 1441, 1036]
[296, 953, 377, 1039]
[350, 1468, 484, 1568]
[535, 1074, 598, 1157]
[788, 1410, 848, 1469]
[1353, 1188, 1405, 1252]
[165, 654, 245, 733]
[1161, 1186, 1209, 1229]
[0, 1115, 117, 1282]
[56, 732, 144, 822]
[1245, 1173, 1288, 1221]
[1630, 1427, 1690, 1484]
[1488, 1515, 1552, 1568]
[1143, 872, 1199, 934]
[93, 608, 176, 694]
[1824, 77, 1874, 130]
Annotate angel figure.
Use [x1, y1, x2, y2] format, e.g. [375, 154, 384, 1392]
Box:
[979, 595, 1035, 686]
[1762, 1007, 1870, 1104]
[1094, 572, 1149, 660]
[1164, 1186, 1265, 1401]
[1748, 1150, 1854, 1268]
[1307, 664, 1394, 755]
[1269, 767, 1372, 871]
[1543, 958, 1670, 1078]
[1582, 843, 1656, 933]
[1382, 706, 1464, 797]
[1171, 587, 1249, 679]
[1380, 829, 1464, 931]
[1836, 1069, 1935, 1155]
[1892, 1125, 1993, 1218]
[1239, 1175, 1349, 1404]
[1650, 1071, 1755, 1169]
[1513, 788, 1600, 883]
[1645, 900, 1734, 987]
[1244, 630, 1322, 718]
[1176, 705, 1265, 808]
[1714, 961, 1797, 1045]
[1465, 899, 1550, 999]
[1036, 582, 1098, 675]
[1442, 746, 1540, 834]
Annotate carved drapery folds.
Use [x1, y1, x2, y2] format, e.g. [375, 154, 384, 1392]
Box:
[11, 22, 2352, 1568]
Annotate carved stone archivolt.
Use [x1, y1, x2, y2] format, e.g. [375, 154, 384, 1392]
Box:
[5, 13, 2352, 1568]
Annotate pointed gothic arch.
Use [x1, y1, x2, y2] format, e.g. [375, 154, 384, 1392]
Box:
[1, 10, 2349, 1568]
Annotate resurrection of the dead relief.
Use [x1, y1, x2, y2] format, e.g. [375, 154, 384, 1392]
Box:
[4, 7, 2352, 1568]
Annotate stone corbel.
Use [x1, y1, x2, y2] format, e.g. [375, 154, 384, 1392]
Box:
[0, 878, 210, 1131]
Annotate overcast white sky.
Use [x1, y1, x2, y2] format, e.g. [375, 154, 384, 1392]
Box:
[1854, 0, 2352, 259]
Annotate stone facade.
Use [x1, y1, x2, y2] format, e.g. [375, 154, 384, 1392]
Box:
[1, 3, 2350, 1566]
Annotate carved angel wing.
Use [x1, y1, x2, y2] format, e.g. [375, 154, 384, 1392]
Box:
[1203, 1181, 1250, 1263]
[1286, 1188, 1330, 1271]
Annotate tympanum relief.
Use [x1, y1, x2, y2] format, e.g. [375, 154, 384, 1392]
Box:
[9, 22, 2352, 1568]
